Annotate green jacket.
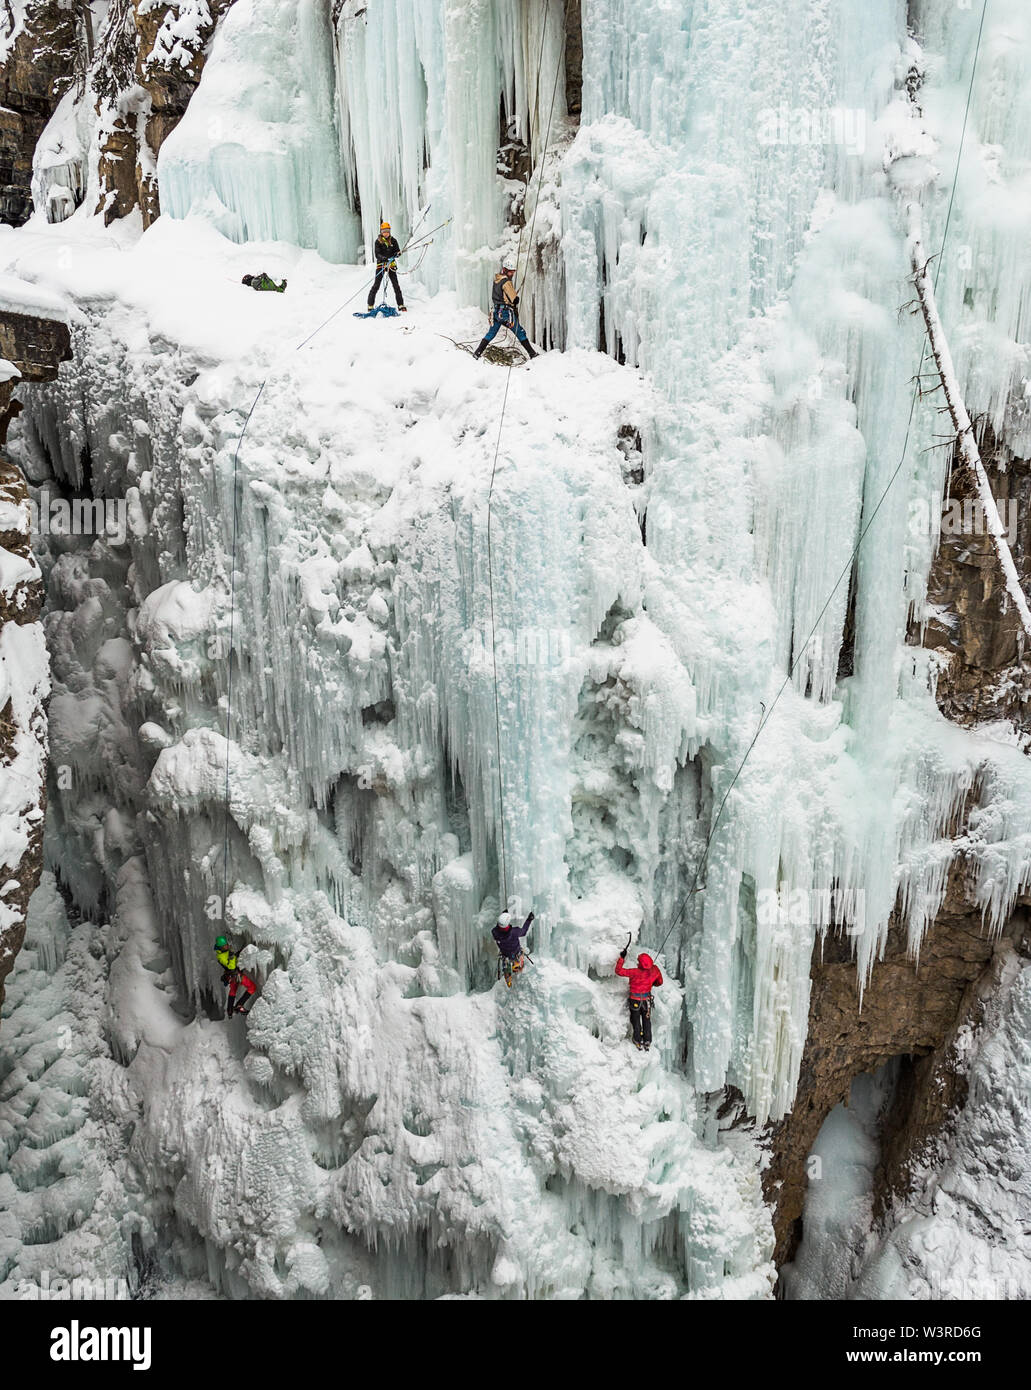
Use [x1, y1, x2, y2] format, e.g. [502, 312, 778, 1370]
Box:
[250, 272, 286, 293]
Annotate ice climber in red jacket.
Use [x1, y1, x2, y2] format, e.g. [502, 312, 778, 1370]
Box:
[228, 968, 258, 1018]
[615, 949, 663, 1051]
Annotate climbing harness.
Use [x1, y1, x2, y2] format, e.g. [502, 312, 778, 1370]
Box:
[497, 953, 526, 988]
[497, 950, 532, 988]
[651, 0, 990, 964]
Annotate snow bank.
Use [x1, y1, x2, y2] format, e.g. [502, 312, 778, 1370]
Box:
[0, 271, 69, 323]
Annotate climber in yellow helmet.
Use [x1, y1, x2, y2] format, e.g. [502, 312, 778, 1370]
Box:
[367, 220, 406, 312]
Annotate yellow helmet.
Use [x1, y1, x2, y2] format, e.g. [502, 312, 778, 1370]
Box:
[380, 221, 391, 233]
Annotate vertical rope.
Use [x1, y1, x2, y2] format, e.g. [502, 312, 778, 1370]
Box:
[485, 0, 569, 910]
[218, 237, 423, 910]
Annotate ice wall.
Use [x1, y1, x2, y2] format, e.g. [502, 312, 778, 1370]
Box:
[2, 217, 773, 1297]
[334, 0, 568, 311]
[30, 89, 94, 226]
[159, 0, 572, 306]
[555, 0, 1031, 1122]
[0, 871, 188, 1301]
[158, 0, 357, 261]
[4, 0, 1031, 1301]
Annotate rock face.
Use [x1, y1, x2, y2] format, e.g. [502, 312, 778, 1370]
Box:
[94, 0, 236, 226]
[0, 1, 77, 224]
[920, 427, 1030, 727]
[564, 0, 582, 120]
[0, 1, 234, 228]
[766, 426, 1031, 1272]
[0, 302, 69, 1013]
[765, 872, 1030, 1267]
[0, 308, 72, 389]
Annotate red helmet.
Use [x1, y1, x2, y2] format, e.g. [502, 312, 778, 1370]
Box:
[638, 953, 653, 968]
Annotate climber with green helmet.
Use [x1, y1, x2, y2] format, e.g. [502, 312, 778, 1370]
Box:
[241, 272, 287, 293]
[214, 935, 237, 972]
[214, 934, 240, 1009]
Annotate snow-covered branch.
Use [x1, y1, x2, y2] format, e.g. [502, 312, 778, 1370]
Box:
[906, 200, 1031, 642]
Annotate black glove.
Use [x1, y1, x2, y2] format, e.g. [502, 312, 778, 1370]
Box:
[513, 294, 520, 306]
[618, 953, 625, 962]
[527, 912, 534, 924]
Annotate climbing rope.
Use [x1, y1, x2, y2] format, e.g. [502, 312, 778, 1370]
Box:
[485, 367, 515, 906]
[220, 379, 266, 912]
[219, 212, 434, 911]
[484, 0, 571, 910]
[650, 0, 989, 963]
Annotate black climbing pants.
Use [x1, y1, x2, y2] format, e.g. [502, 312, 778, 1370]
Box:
[368, 266, 404, 308]
[629, 996, 653, 1046]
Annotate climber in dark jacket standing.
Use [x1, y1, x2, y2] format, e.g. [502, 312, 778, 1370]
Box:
[473, 263, 536, 360]
[615, 949, 663, 1050]
[367, 220, 406, 311]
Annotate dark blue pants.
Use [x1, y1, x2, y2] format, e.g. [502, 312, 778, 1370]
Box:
[484, 304, 528, 344]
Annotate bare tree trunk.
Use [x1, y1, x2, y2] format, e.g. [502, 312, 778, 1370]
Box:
[906, 200, 1031, 642]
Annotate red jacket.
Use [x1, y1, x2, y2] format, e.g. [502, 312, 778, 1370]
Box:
[615, 953, 662, 997]
[228, 970, 256, 998]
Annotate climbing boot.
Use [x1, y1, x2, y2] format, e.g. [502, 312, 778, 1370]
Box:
[472, 338, 489, 360]
[522, 342, 538, 360]
[399, 305, 408, 313]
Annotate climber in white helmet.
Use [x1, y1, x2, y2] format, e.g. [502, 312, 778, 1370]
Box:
[492, 909, 534, 986]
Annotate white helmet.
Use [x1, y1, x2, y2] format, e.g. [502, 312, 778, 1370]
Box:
[497, 912, 512, 928]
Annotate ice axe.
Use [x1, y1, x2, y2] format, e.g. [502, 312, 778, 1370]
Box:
[620, 933, 632, 959]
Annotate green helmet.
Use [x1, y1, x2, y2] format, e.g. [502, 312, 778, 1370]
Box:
[214, 936, 228, 949]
